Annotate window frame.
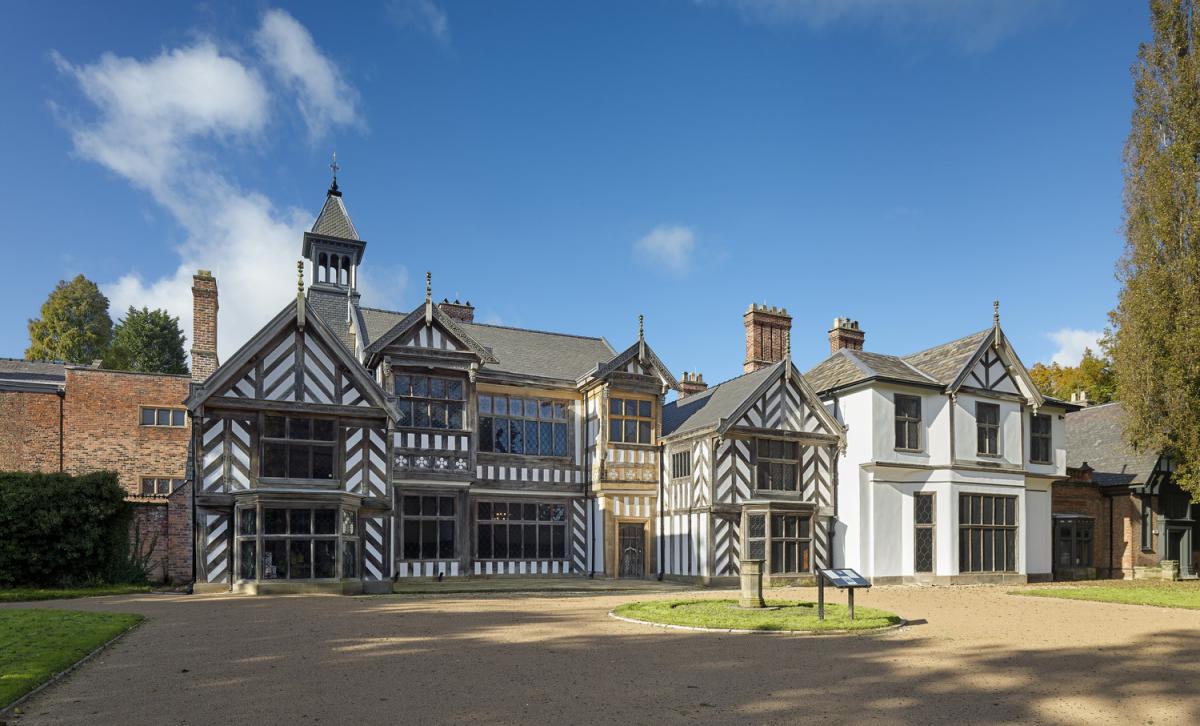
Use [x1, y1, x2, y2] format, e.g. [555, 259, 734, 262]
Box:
[259, 414, 339, 482]
[743, 508, 813, 575]
[399, 493, 458, 561]
[608, 396, 655, 445]
[140, 406, 186, 428]
[957, 493, 1018, 573]
[1030, 413, 1053, 464]
[478, 394, 570, 458]
[975, 402, 1001, 457]
[235, 504, 358, 582]
[1054, 517, 1094, 569]
[394, 373, 466, 431]
[475, 500, 569, 561]
[140, 476, 183, 497]
[913, 492, 935, 573]
[671, 450, 692, 479]
[754, 438, 800, 492]
[894, 394, 923, 452]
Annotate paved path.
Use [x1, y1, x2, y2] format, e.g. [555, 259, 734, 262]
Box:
[5, 585, 1200, 725]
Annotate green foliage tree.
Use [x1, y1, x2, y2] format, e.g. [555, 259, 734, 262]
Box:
[1029, 348, 1117, 404]
[1110, 0, 1200, 499]
[25, 275, 112, 364]
[103, 306, 189, 375]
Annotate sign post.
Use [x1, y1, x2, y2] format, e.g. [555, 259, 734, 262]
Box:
[817, 568, 870, 621]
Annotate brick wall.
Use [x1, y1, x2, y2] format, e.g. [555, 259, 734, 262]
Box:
[166, 480, 194, 584]
[1053, 481, 1160, 579]
[0, 389, 62, 472]
[61, 368, 191, 498]
[743, 304, 792, 373]
[1052, 481, 1110, 577]
[130, 502, 169, 583]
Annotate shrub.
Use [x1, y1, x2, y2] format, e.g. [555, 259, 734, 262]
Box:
[0, 471, 147, 587]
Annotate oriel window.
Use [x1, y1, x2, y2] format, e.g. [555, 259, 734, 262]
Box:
[608, 397, 653, 444]
[395, 374, 465, 430]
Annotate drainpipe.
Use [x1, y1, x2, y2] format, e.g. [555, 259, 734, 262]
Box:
[56, 388, 65, 472]
[657, 440, 665, 581]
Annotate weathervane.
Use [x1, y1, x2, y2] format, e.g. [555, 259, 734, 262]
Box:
[328, 151, 340, 195]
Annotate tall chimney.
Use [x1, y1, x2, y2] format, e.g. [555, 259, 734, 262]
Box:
[828, 317, 864, 355]
[743, 304, 792, 373]
[191, 270, 219, 382]
[437, 298, 475, 323]
[678, 371, 708, 398]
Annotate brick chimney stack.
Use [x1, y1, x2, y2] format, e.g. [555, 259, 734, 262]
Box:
[437, 298, 475, 323]
[191, 270, 219, 382]
[744, 304, 792, 373]
[678, 371, 708, 398]
[828, 317, 864, 355]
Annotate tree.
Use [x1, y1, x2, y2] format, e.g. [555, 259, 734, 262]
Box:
[26, 275, 112, 364]
[103, 306, 189, 375]
[1029, 348, 1117, 404]
[1110, 0, 1200, 499]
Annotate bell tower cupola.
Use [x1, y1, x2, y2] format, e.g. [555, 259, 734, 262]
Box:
[302, 153, 366, 294]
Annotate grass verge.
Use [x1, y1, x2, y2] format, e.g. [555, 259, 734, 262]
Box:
[612, 599, 901, 632]
[0, 585, 151, 603]
[0, 609, 143, 708]
[1012, 581, 1200, 610]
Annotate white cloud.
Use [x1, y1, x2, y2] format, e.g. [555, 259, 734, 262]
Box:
[386, 0, 450, 43]
[634, 225, 697, 274]
[1047, 328, 1103, 367]
[54, 9, 367, 360]
[254, 9, 363, 139]
[700, 0, 1052, 52]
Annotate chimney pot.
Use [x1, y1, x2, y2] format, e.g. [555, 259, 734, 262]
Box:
[437, 298, 475, 323]
[829, 316, 865, 355]
[678, 370, 709, 398]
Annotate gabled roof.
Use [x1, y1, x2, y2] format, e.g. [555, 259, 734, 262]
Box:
[362, 303, 498, 364]
[805, 345, 944, 394]
[311, 192, 359, 241]
[663, 362, 780, 438]
[185, 297, 392, 415]
[459, 322, 614, 382]
[902, 329, 991, 384]
[584, 338, 679, 390]
[1066, 402, 1161, 487]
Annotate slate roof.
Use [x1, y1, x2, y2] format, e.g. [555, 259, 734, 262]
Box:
[805, 329, 991, 394]
[311, 193, 359, 240]
[358, 306, 404, 347]
[0, 358, 66, 384]
[663, 362, 781, 439]
[458, 322, 615, 382]
[306, 288, 356, 352]
[1066, 402, 1161, 487]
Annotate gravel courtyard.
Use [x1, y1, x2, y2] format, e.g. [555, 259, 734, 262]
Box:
[5, 584, 1199, 725]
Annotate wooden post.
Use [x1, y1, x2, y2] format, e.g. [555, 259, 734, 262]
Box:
[817, 571, 825, 621]
[848, 587, 855, 621]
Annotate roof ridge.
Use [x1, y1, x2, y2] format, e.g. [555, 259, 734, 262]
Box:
[462, 320, 607, 342]
[671, 359, 782, 402]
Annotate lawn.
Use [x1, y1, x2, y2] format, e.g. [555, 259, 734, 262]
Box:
[612, 599, 901, 632]
[1013, 580, 1200, 610]
[0, 609, 143, 708]
[0, 585, 151, 603]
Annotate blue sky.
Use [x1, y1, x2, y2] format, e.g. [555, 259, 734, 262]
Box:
[0, 1, 1147, 385]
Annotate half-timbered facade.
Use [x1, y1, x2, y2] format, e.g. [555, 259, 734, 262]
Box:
[806, 312, 1077, 584]
[658, 306, 845, 584]
[185, 178, 680, 591]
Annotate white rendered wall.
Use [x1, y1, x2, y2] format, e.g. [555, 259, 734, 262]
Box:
[831, 388, 873, 571]
[1024, 482, 1052, 577]
[953, 393, 1024, 468]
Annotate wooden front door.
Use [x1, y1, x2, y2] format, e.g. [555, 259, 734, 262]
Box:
[619, 523, 645, 578]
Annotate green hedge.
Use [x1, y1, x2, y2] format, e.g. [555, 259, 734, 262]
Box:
[0, 471, 146, 587]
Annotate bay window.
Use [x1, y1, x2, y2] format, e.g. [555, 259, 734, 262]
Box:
[236, 504, 358, 581]
[609, 397, 653, 444]
[958, 494, 1017, 572]
[478, 395, 569, 456]
[744, 510, 812, 574]
[395, 374, 465, 430]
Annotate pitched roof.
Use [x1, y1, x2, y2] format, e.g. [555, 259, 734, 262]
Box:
[805, 329, 991, 394]
[306, 287, 356, 352]
[311, 193, 359, 240]
[663, 362, 780, 438]
[0, 357, 66, 384]
[358, 306, 405, 348]
[1066, 402, 1161, 487]
[458, 322, 614, 382]
[902, 329, 991, 385]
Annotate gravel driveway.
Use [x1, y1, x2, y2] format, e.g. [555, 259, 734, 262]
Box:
[5, 584, 1199, 725]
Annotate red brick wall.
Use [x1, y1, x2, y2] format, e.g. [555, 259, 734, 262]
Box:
[1052, 482, 1110, 576]
[130, 502, 169, 583]
[61, 368, 191, 498]
[1054, 482, 1160, 579]
[0, 389, 62, 473]
[166, 480, 194, 584]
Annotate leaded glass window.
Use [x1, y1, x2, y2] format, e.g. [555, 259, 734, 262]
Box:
[401, 494, 457, 560]
[755, 439, 799, 492]
[395, 374, 465, 430]
[478, 395, 569, 456]
[958, 494, 1017, 572]
[914, 493, 934, 573]
[261, 415, 337, 480]
[476, 501, 567, 560]
[608, 397, 653, 444]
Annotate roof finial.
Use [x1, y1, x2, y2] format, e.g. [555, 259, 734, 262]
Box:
[426, 271, 432, 303]
[993, 299, 1000, 325]
[638, 314, 644, 341]
[297, 260, 304, 294]
[328, 151, 341, 196]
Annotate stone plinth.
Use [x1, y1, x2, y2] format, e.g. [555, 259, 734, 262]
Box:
[739, 558, 765, 608]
